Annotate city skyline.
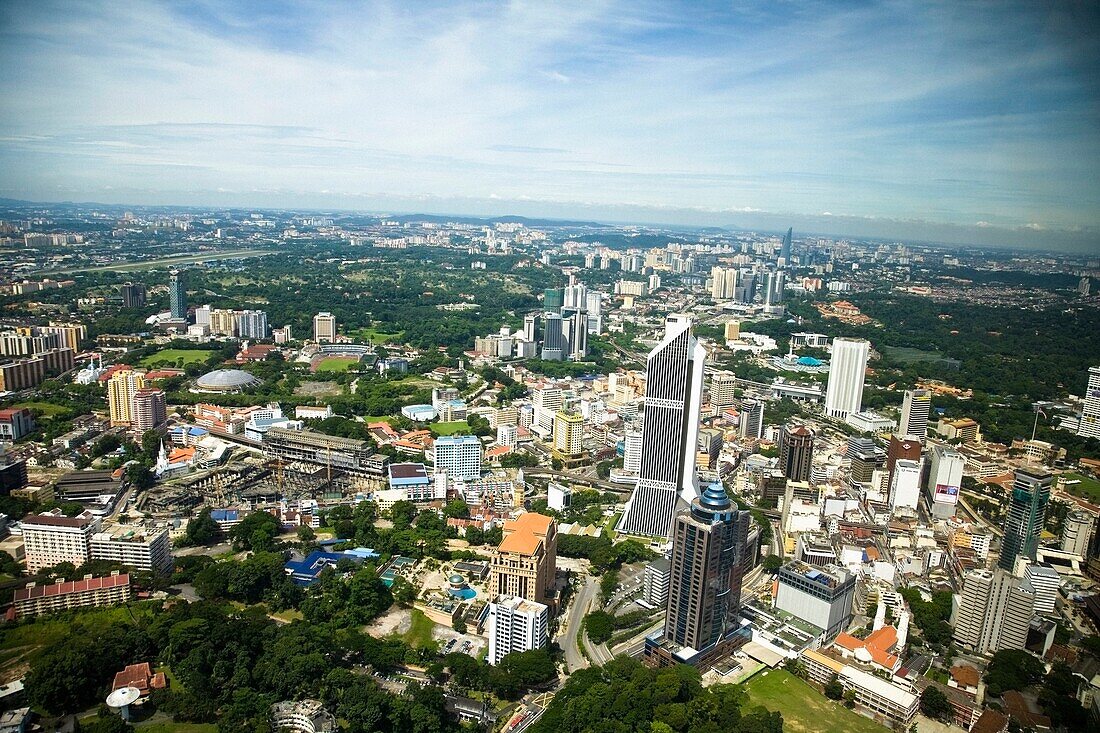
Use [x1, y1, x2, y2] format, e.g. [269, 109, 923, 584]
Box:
[1, 1, 1098, 252]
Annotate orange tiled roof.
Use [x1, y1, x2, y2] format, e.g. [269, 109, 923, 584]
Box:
[950, 664, 980, 687]
[498, 512, 553, 555]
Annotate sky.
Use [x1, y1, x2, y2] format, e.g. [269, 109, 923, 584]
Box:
[0, 1, 1098, 251]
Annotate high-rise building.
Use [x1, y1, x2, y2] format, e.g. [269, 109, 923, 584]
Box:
[210, 309, 238, 336]
[131, 388, 167, 433]
[778, 425, 814, 482]
[90, 525, 173, 573]
[999, 467, 1053, 571]
[522, 313, 537, 342]
[618, 314, 706, 538]
[486, 595, 549, 665]
[561, 307, 588, 360]
[739, 400, 764, 440]
[779, 227, 793, 264]
[237, 310, 268, 339]
[585, 291, 603, 334]
[644, 557, 670, 608]
[1079, 366, 1100, 439]
[21, 509, 101, 573]
[119, 282, 146, 308]
[661, 482, 751, 655]
[540, 312, 563, 361]
[774, 561, 856, 640]
[1024, 563, 1060, 615]
[886, 434, 922, 486]
[710, 267, 738, 300]
[889, 459, 922, 511]
[552, 410, 584, 461]
[925, 444, 963, 518]
[168, 270, 187, 320]
[623, 428, 643, 474]
[1062, 509, 1096, 556]
[899, 389, 931, 441]
[543, 288, 564, 313]
[107, 369, 146, 427]
[489, 513, 557, 606]
[433, 435, 482, 481]
[709, 371, 738, 407]
[953, 568, 1034, 654]
[823, 337, 870, 419]
[312, 312, 336, 343]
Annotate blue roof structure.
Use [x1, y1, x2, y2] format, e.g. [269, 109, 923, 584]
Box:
[796, 356, 824, 366]
[210, 509, 239, 522]
[284, 550, 369, 586]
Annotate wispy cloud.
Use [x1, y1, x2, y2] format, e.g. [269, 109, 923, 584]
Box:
[0, 0, 1096, 249]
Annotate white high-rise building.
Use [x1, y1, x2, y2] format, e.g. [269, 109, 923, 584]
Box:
[824, 337, 871, 419]
[889, 459, 922, 511]
[617, 314, 706, 538]
[433, 435, 481, 481]
[586, 291, 603, 334]
[313, 312, 336, 343]
[1062, 510, 1096, 556]
[1079, 366, 1100, 439]
[237, 310, 269, 339]
[739, 400, 764, 440]
[899, 389, 931, 441]
[523, 313, 537, 342]
[533, 386, 563, 432]
[623, 428, 643, 474]
[926, 444, 964, 518]
[21, 509, 101, 573]
[710, 267, 738, 300]
[487, 595, 549, 665]
[1024, 563, 1060, 615]
[953, 568, 1034, 654]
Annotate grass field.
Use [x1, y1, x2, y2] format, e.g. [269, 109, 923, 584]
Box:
[401, 609, 438, 649]
[315, 356, 359, 372]
[880, 345, 960, 368]
[430, 421, 470, 436]
[134, 724, 218, 732]
[743, 669, 888, 733]
[142, 349, 214, 367]
[13, 400, 68, 416]
[1061, 472, 1100, 503]
[357, 326, 404, 344]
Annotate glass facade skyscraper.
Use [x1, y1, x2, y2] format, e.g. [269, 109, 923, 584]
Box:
[168, 269, 187, 320]
[998, 467, 1053, 571]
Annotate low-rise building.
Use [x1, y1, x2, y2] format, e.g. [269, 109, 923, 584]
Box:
[13, 572, 131, 617]
[800, 648, 918, 726]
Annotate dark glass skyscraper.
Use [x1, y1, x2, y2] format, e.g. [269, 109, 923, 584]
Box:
[779, 227, 792, 264]
[998, 467, 1053, 571]
[543, 288, 564, 313]
[168, 269, 187, 320]
[778, 424, 814, 482]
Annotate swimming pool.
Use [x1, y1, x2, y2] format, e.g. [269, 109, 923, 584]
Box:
[447, 587, 476, 600]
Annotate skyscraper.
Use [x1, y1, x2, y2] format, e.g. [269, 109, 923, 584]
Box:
[925, 444, 964, 519]
[661, 482, 751, 657]
[313, 312, 336, 342]
[999, 467, 1053, 571]
[739, 400, 764, 440]
[561, 307, 588, 360]
[778, 424, 814, 482]
[953, 568, 1034, 654]
[523, 313, 537, 342]
[487, 596, 549, 665]
[779, 227, 792, 264]
[899, 389, 931, 440]
[168, 269, 187, 320]
[1079, 366, 1100, 439]
[824, 337, 871, 419]
[543, 288, 564, 313]
[107, 369, 145, 427]
[540, 312, 563, 361]
[131, 388, 166, 432]
[618, 314, 705, 538]
[119, 282, 146, 308]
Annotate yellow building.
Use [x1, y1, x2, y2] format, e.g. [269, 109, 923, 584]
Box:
[107, 369, 146, 426]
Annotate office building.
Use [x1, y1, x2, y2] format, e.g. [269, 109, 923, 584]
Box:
[21, 509, 101, 573]
[131, 388, 167, 433]
[107, 369, 146, 427]
[522, 313, 537, 342]
[486, 595, 549, 665]
[774, 561, 856, 640]
[661, 482, 751, 655]
[900, 389, 932, 440]
[561, 307, 588, 360]
[738, 400, 764, 440]
[644, 557, 670, 608]
[953, 568, 1034, 654]
[433, 435, 482, 481]
[237, 310, 269, 339]
[586, 290, 603, 334]
[779, 227, 793, 264]
[90, 526, 173, 573]
[1080, 366, 1100, 439]
[710, 267, 738, 300]
[168, 269, 187, 319]
[13, 572, 132, 618]
[696, 428, 722, 469]
[800, 650, 918, 726]
[889, 459, 922, 511]
[1062, 510, 1096, 556]
[618, 314, 706, 538]
[926, 444, 963, 518]
[540, 312, 563, 361]
[489, 512, 557, 606]
[0, 407, 36, 441]
[552, 410, 584, 465]
[119, 282, 146, 308]
[709, 371, 738, 407]
[998, 467, 1053, 571]
[0, 456, 28, 495]
[312, 312, 336, 343]
[623, 428, 642, 474]
[1024, 563, 1060, 615]
[886, 434, 922, 485]
[543, 288, 564, 313]
[779, 425, 814, 482]
[823, 337, 870, 419]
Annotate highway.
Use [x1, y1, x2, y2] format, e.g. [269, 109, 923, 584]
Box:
[557, 574, 600, 673]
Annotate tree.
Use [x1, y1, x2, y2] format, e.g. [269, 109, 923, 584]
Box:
[762, 555, 783, 572]
[584, 610, 614, 644]
[464, 525, 485, 546]
[920, 686, 952, 721]
[180, 507, 220, 546]
[390, 500, 418, 530]
[985, 649, 1044, 696]
[824, 674, 844, 700]
[391, 575, 417, 606]
[296, 525, 316, 545]
[229, 510, 280, 552]
[443, 499, 470, 519]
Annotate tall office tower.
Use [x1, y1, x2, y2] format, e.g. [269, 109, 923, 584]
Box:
[131, 388, 166, 432]
[486, 595, 549, 665]
[663, 483, 751, 654]
[618, 314, 706, 538]
[1080, 276, 1092, 297]
[623, 428, 643, 474]
[763, 271, 785, 307]
[543, 288, 564, 313]
[489, 513, 557, 605]
[823, 337, 871, 419]
[886, 434, 922, 486]
[523, 313, 538, 342]
[532, 385, 564, 432]
[1079, 366, 1100, 439]
[696, 429, 722, 469]
[433, 435, 482, 481]
[586, 291, 603, 334]
[709, 371, 738, 408]
[899, 389, 932, 440]
[312, 312, 337, 342]
[561, 307, 588, 360]
[925, 444, 964, 519]
[1024, 563, 1060, 614]
[999, 467, 1053, 571]
[889, 459, 922, 511]
[953, 568, 1035, 654]
[237, 310, 268, 339]
[119, 282, 146, 308]
[107, 369, 145, 427]
[168, 269, 187, 319]
[1062, 509, 1096, 556]
[739, 400, 764, 440]
[552, 410, 584, 459]
[778, 425, 814, 482]
[540, 312, 563, 361]
[779, 227, 793, 265]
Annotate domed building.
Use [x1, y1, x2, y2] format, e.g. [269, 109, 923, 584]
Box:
[193, 368, 261, 393]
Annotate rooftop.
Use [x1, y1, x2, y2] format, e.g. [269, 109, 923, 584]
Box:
[498, 512, 554, 556]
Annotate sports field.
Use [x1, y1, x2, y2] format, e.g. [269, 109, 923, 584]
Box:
[314, 356, 359, 372]
[743, 669, 888, 733]
[430, 421, 470, 436]
[141, 349, 214, 367]
[1060, 472, 1100, 503]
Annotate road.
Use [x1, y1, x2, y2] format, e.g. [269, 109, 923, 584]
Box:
[557, 574, 600, 673]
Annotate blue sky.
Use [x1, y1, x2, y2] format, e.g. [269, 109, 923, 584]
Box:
[0, 1, 1097, 250]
